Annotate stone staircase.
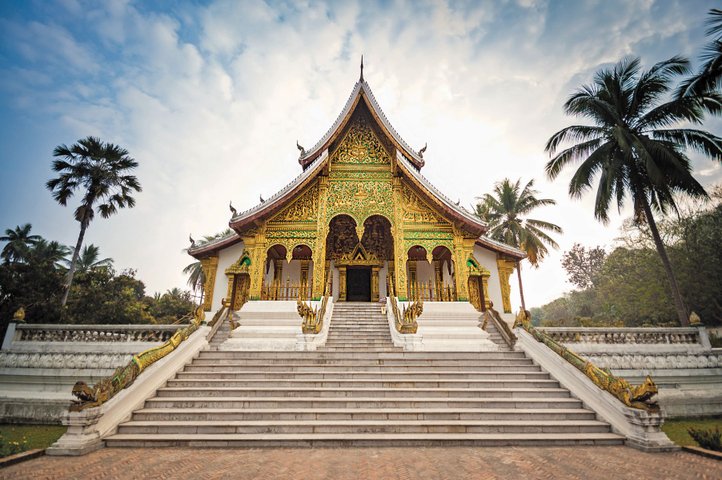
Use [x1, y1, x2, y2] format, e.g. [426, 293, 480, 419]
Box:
[105, 302, 623, 447]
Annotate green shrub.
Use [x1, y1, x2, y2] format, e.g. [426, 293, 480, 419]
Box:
[688, 427, 722, 451]
[0, 433, 28, 457]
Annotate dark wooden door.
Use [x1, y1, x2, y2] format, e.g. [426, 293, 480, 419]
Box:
[346, 267, 371, 301]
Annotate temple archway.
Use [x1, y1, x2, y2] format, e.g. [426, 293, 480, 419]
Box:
[261, 244, 313, 300]
[406, 245, 457, 301]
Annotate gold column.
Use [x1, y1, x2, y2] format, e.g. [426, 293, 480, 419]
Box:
[371, 266, 380, 302]
[481, 272, 491, 309]
[434, 260, 442, 300]
[407, 261, 417, 300]
[452, 235, 474, 302]
[496, 258, 515, 313]
[300, 260, 310, 299]
[200, 255, 218, 311]
[339, 266, 347, 301]
[246, 231, 267, 300]
[312, 177, 329, 300]
[392, 178, 408, 300]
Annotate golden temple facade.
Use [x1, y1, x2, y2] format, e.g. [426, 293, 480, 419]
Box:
[189, 74, 525, 318]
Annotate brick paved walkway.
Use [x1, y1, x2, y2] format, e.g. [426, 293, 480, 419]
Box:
[1, 446, 720, 479]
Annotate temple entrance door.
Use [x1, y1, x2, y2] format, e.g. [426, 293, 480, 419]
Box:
[346, 267, 371, 301]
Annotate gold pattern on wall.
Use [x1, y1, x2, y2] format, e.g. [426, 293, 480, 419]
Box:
[400, 183, 445, 224]
[270, 182, 319, 222]
[331, 109, 391, 165]
[326, 180, 394, 226]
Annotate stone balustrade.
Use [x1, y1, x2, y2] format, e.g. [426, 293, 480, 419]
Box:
[538, 327, 703, 346]
[584, 352, 722, 370]
[11, 324, 181, 344]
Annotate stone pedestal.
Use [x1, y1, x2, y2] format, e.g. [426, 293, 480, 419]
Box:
[46, 408, 104, 456]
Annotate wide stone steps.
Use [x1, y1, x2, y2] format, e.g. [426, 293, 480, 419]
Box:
[105, 432, 622, 448]
[131, 407, 598, 421]
[175, 370, 553, 380]
[196, 351, 528, 359]
[143, 397, 583, 409]
[183, 365, 542, 374]
[116, 419, 610, 435]
[166, 378, 560, 388]
[104, 302, 624, 448]
[154, 386, 570, 399]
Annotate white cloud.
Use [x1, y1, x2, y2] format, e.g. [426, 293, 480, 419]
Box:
[0, 0, 718, 308]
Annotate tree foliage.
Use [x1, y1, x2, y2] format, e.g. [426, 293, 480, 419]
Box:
[0, 226, 196, 338]
[545, 55, 722, 326]
[0, 224, 41, 264]
[561, 243, 606, 289]
[47, 136, 142, 306]
[535, 195, 722, 326]
[474, 178, 562, 266]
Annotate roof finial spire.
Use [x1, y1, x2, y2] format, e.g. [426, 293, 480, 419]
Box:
[360, 55, 364, 82]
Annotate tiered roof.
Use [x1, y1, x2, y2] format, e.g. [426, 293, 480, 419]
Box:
[189, 76, 525, 260]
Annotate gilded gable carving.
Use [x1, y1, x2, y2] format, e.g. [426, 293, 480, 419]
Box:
[331, 111, 391, 165]
[400, 183, 445, 224]
[271, 182, 318, 222]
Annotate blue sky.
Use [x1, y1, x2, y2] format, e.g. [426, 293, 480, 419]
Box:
[0, 0, 719, 307]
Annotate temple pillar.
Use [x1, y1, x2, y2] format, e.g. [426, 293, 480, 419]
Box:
[312, 177, 329, 300]
[496, 258, 516, 313]
[434, 260, 442, 300]
[371, 266, 380, 302]
[246, 232, 267, 300]
[200, 255, 218, 311]
[408, 261, 417, 300]
[338, 266, 347, 301]
[391, 178, 408, 300]
[481, 271, 491, 310]
[300, 259, 310, 299]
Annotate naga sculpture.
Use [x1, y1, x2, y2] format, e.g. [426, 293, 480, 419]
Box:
[70, 306, 205, 411]
[515, 309, 659, 412]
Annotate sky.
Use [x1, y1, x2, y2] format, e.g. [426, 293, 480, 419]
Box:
[0, 0, 720, 308]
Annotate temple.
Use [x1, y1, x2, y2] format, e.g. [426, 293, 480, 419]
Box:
[188, 72, 525, 322]
[32, 67, 685, 453]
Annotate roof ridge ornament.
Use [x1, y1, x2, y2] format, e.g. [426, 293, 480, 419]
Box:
[296, 140, 305, 157]
[360, 54, 364, 82]
[418, 142, 427, 158]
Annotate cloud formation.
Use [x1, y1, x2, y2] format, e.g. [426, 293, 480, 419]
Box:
[0, 0, 719, 307]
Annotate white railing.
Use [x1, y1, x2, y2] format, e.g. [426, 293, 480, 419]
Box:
[538, 327, 703, 346]
[11, 324, 181, 344]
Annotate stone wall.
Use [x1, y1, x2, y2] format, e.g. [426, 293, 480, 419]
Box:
[539, 326, 722, 417]
[0, 323, 181, 424]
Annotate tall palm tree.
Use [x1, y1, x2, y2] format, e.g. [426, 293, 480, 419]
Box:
[0, 224, 41, 264]
[545, 56, 722, 326]
[46, 137, 142, 307]
[68, 244, 113, 273]
[475, 178, 562, 309]
[677, 9, 722, 98]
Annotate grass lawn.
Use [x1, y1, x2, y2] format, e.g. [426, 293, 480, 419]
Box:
[661, 417, 722, 447]
[0, 424, 67, 458]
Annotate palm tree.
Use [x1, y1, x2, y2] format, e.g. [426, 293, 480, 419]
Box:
[26, 239, 71, 269]
[0, 224, 41, 264]
[545, 56, 722, 326]
[46, 137, 142, 307]
[68, 244, 113, 273]
[677, 9, 722, 98]
[183, 261, 206, 303]
[475, 178, 562, 309]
